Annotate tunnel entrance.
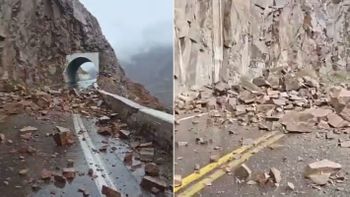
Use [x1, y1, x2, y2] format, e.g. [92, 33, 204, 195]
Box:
[64, 53, 99, 89]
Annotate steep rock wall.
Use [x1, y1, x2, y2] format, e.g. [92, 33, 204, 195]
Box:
[0, 0, 163, 109]
[175, 0, 350, 93]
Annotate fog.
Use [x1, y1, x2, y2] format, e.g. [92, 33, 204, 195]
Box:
[79, 0, 173, 109]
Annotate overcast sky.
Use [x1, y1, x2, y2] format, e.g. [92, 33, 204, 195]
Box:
[79, 0, 173, 61]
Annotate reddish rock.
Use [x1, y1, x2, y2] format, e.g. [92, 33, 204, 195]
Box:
[62, 168, 76, 179]
[123, 152, 133, 166]
[41, 169, 52, 180]
[140, 176, 167, 192]
[97, 126, 112, 136]
[53, 126, 74, 146]
[145, 163, 160, 177]
[101, 185, 121, 197]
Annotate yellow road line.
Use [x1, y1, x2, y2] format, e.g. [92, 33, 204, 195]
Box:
[174, 130, 280, 192]
[177, 133, 285, 197]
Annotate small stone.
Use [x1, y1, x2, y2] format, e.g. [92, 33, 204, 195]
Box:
[88, 168, 94, 177]
[78, 188, 90, 197]
[101, 185, 121, 197]
[139, 148, 155, 162]
[62, 168, 76, 179]
[123, 152, 133, 165]
[53, 126, 74, 146]
[20, 126, 38, 132]
[209, 155, 220, 162]
[140, 176, 167, 192]
[234, 164, 252, 180]
[98, 116, 110, 123]
[119, 129, 130, 139]
[287, 182, 295, 190]
[326, 132, 336, 140]
[339, 140, 350, 148]
[177, 141, 188, 147]
[145, 163, 159, 176]
[41, 169, 52, 180]
[253, 77, 270, 87]
[247, 180, 257, 185]
[270, 167, 281, 183]
[194, 164, 200, 170]
[53, 173, 66, 183]
[174, 174, 183, 187]
[0, 133, 5, 143]
[308, 173, 330, 185]
[20, 132, 32, 140]
[67, 159, 74, 167]
[18, 168, 29, 176]
[327, 113, 347, 128]
[97, 127, 112, 136]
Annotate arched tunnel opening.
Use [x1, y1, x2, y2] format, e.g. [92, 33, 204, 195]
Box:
[65, 57, 98, 89]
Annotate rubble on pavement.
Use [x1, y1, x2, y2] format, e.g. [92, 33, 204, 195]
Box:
[0, 85, 171, 195]
[175, 67, 350, 135]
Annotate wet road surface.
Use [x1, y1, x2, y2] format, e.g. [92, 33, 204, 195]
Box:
[0, 111, 171, 196]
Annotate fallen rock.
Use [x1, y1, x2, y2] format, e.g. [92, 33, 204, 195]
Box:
[0, 133, 5, 143]
[140, 176, 167, 192]
[238, 90, 255, 104]
[119, 129, 131, 139]
[234, 164, 252, 180]
[145, 163, 160, 176]
[97, 126, 112, 136]
[303, 76, 319, 89]
[308, 173, 330, 185]
[67, 159, 74, 167]
[176, 141, 188, 147]
[62, 168, 76, 179]
[174, 174, 182, 187]
[41, 169, 52, 180]
[18, 168, 29, 176]
[98, 116, 110, 124]
[214, 82, 229, 95]
[328, 86, 350, 113]
[139, 148, 155, 162]
[284, 75, 302, 91]
[269, 167, 281, 184]
[327, 113, 347, 128]
[101, 185, 121, 197]
[339, 140, 350, 148]
[287, 182, 295, 190]
[20, 126, 38, 132]
[253, 77, 270, 87]
[209, 154, 220, 162]
[123, 152, 133, 165]
[339, 105, 350, 122]
[304, 159, 341, 184]
[53, 173, 66, 184]
[53, 126, 74, 146]
[20, 132, 32, 140]
[78, 188, 90, 197]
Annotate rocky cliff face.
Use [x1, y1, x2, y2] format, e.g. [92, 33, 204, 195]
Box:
[0, 0, 163, 109]
[175, 0, 350, 93]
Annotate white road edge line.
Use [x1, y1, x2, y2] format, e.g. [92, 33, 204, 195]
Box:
[72, 113, 117, 192]
[177, 112, 208, 122]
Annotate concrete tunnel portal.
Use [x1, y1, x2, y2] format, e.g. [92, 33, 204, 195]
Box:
[64, 52, 99, 87]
